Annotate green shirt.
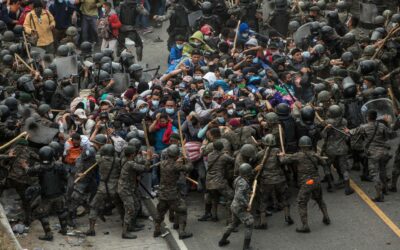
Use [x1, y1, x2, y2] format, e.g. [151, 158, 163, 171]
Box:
[80, 0, 104, 17]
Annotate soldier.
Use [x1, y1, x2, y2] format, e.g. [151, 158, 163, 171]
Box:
[37, 104, 57, 128]
[359, 110, 397, 202]
[315, 90, 333, 120]
[153, 144, 193, 239]
[255, 134, 293, 229]
[321, 105, 354, 195]
[309, 44, 331, 80]
[234, 143, 257, 179]
[218, 163, 254, 250]
[21, 146, 69, 241]
[198, 140, 234, 222]
[86, 144, 124, 236]
[341, 32, 362, 60]
[118, 145, 152, 239]
[194, 1, 221, 34]
[279, 136, 331, 233]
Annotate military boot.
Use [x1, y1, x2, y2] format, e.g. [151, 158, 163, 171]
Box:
[296, 215, 310, 233]
[326, 174, 334, 192]
[153, 223, 161, 238]
[178, 217, 193, 239]
[218, 233, 230, 246]
[67, 211, 77, 228]
[122, 223, 137, 239]
[321, 207, 331, 225]
[243, 238, 252, 250]
[344, 180, 354, 195]
[372, 185, 384, 202]
[85, 219, 96, 236]
[198, 203, 212, 221]
[58, 218, 68, 235]
[211, 202, 219, 222]
[128, 218, 145, 232]
[254, 212, 267, 229]
[283, 207, 294, 225]
[38, 221, 53, 241]
[389, 173, 399, 192]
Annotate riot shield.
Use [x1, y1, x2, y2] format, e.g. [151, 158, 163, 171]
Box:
[111, 73, 130, 96]
[359, 2, 378, 25]
[23, 117, 59, 145]
[293, 22, 312, 46]
[262, 0, 275, 22]
[54, 55, 78, 80]
[188, 10, 203, 28]
[361, 98, 395, 123]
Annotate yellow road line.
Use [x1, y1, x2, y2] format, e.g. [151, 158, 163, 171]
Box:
[350, 179, 400, 238]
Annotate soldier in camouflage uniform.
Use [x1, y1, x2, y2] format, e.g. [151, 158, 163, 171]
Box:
[360, 110, 397, 202]
[234, 144, 257, 178]
[118, 145, 151, 239]
[218, 163, 254, 250]
[321, 105, 354, 195]
[153, 144, 193, 239]
[279, 136, 331, 233]
[254, 134, 293, 229]
[22, 146, 69, 241]
[86, 144, 124, 236]
[198, 140, 234, 222]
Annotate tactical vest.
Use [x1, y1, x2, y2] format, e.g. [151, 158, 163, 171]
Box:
[342, 98, 364, 129]
[39, 164, 66, 198]
[168, 4, 189, 34]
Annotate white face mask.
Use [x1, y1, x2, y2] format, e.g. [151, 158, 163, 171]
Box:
[48, 112, 54, 119]
[75, 120, 82, 125]
[242, 33, 249, 38]
[204, 35, 210, 41]
[227, 109, 234, 115]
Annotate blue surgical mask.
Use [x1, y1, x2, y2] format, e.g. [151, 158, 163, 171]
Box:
[166, 108, 175, 114]
[252, 57, 259, 63]
[242, 33, 249, 38]
[176, 44, 183, 49]
[139, 107, 148, 114]
[217, 117, 225, 124]
[101, 7, 106, 13]
[179, 91, 187, 97]
[237, 110, 244, 116]
[302, 51, 310, 59]
[151, 100, 159, 107]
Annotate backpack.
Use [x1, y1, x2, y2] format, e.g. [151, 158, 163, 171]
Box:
[97, 16, 111, 39]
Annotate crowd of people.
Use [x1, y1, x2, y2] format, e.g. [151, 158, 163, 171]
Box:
[1, 0, 400, 249]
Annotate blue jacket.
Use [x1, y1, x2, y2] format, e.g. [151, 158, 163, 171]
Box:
[49, 1, 75, 30]
[1, 5, 22, 30]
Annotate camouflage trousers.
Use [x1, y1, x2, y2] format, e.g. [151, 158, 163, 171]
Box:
[88, 191, 124, 220]
[258, 181, 289, 212]
[34, 195, 68, 223]
[297, 182, 327, 225]
[155, 198, 187, 225]
[119, 189, 141, 225]
[327, 155, 349, 180]
[68, 178, 97, 213]
[205, 184, 234, 205]
[368, 150, 392, 190]
[224, 207, 254, 240]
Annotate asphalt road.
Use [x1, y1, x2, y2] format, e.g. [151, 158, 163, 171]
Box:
[144, 22, 400, 250]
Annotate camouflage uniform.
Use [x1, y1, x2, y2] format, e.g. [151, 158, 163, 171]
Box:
[280, 151, 330, 231]
[118, 158, 150, 226]
[310, 55, 331, 79]
[204, 150, 235, 220]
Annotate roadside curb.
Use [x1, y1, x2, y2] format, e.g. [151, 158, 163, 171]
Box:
[143, 198, 187, 250]
[0, 204, 23, 250]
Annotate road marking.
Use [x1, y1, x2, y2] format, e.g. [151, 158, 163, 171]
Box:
[166, 221, 189, 250]
[350, 179, 400, 238]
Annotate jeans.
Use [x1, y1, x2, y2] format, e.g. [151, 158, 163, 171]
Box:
[81, 14, 98, 43]
[155, 0, 166, 15]
[101, 39, 118, 58]
[136, 0, 150, 28]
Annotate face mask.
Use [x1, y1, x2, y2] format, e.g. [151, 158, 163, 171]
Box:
[48, 112, 54, 119]
[75, 121, 82, 125]
[176, 44, 183, 49]
[152, 100, 159, 107]
[192, 42, 201, 47]
[101, 7, 106, 13]
[100, 124, 106, 129]
[204, 35, 210, 41]
[227, 109, 234, 115]
[57, 0, 63, 3]
[179, 91, 187, 97]
[362, 84, 368, 90]
[252, 57, 259, 63]
[242, 33, 249, 38]
[217, 117, 225, 124]
[194, 75, 202, 80]
[237, 110, 244, 116]
[166, 108, 175, 114]
[140, 107, 148, 113]
[123, 99, 129, 105]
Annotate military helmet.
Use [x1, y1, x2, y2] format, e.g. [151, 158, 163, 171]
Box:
[313, 44, 325, 55]
[102, 48, 114, 59]
[213, 140, 224, 151]
[62, 85, 75, 98]
[359, 60, 377, 75]
[82, 147, 96, 160]
[316, 0, 326, 10]
[309, 5, 320, 12]
[100, 56, 112, 65]
[4, 97, 18, 112]
[372, 87, 387, 99]
[298, 1, 307, 11]
[120, 51, 135, 66]
[43, 80, 57, 93]
[0, 105, 10, 120]
[126, 130, 139, 141]
[167, 144, 180, 158]
[80, 41, 92, 54]
[275, 103, 290, 117]
[2, 31, 15, 42]
[0, 49, 10, 58]
[373, 15, 385, 26]
[310, 21, 320, 35]
[370, 27, 386, 41]
[100, 144, 115, 157]
[300, 106, 315, 125]
[201, 1, 212, 12]
[48, 62, 57, 72]
[93, 134, 107, 145]
[2, 54, 13, 66]
[298, 136, 312, 148]
[391, 13, 400, 24]
[341, 51, 353, 64]
[317, 90, 331, 103]
[363, 45, 376, 57]
[336, 1, 347, 11]
[327, 105, 342, 118]
[57, 44, 70, 57]
[320, 25, 334, 37]
[13, 25, 23, 36]
[38, 104, 51, 116]
[101, 62, 112, 74]
[240, 144, 257, 158]
[239, 163, 253, 177]
[128, 138, 142, 149]
[263, 112, 277, 124]
[128, 64, 143, 74]
[314, 83, 326, 94]
[342, 76, 357, 98]
[39, 146, 55, 164]
[66, 26, 78, 36]
[48, 141, 62, 157]
[342, 32, 355, 46]
[93, 52, 104, 63]
[0, 20, 6, 32]
[288, 21, 300, 33]
[98, 70, 111, 83]
[43, 68, 54, 79]
[124, 145, 139, 156]
[8, 43, 21, 55]
[262, 134, 276, 146]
